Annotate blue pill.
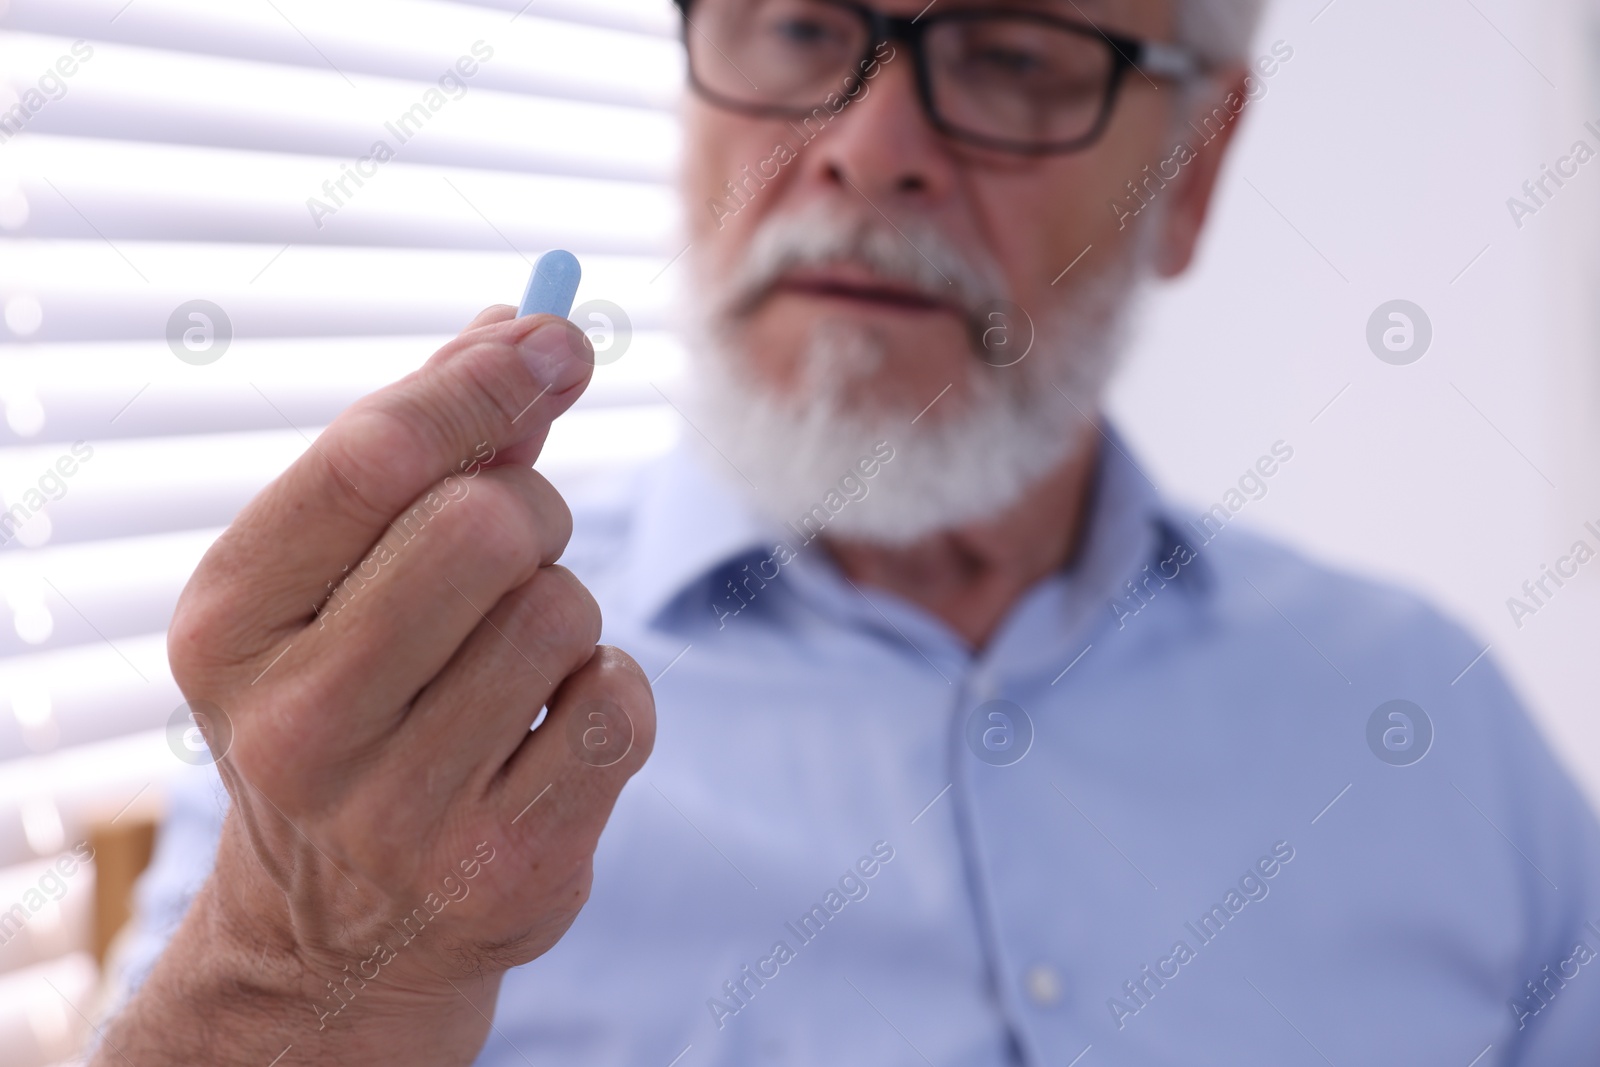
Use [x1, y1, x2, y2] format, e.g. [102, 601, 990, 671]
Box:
[518, 249, 582, 319]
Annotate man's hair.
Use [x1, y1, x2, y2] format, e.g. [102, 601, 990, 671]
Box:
[670, 1, 1269, 67]
[1181, 0, 1268, 67]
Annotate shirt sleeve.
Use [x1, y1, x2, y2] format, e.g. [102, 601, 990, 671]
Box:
[1465, 654, 1600, 1064]
[99, 766, 229, 1016]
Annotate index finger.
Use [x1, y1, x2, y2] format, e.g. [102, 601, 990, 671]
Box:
[193, 310, 596, 648]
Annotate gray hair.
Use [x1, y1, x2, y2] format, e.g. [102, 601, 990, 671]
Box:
[1179, 0, 1271, 67]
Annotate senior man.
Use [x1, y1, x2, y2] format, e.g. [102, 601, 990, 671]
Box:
[103, 0, 1600, 1064]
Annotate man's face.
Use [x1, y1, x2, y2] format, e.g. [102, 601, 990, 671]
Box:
[677, 0, 1228, 543]
[684, 0, 1177, 400]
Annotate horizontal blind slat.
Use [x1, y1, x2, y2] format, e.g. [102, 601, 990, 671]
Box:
[0, 726, 178, 870]
[7, 136, 677, 254]
[5, 0, 681, 109]
[0, 634, 180, 764]
[0, 858, 95, 978]
[0, 334, 686, 447]
[1, 34, 680, 183]
[0, 954, 99, 1064]
[442, 0, 679, 36]
[2, 244, 675, 343]
[1, 406, 678, 547]
[0, 528, 215, 660]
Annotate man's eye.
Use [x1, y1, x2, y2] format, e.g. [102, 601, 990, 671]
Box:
[769, 18, 837, 47]
[970, 46, 1046, 77]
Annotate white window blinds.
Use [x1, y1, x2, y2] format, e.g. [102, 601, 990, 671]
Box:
[0, 3, 685, 1061]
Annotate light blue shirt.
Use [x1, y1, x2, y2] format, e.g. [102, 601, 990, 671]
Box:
[124, 430, 1600, 1066]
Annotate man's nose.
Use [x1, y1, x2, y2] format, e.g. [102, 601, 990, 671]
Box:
[805, 44, 957, 205]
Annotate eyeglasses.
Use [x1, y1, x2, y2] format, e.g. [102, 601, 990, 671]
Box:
[678, 0, 1204, 156]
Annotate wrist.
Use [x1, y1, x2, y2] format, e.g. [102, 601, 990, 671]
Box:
[97, 828, 502, 1066]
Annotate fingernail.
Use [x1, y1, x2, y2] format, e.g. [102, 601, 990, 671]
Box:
[518, 320, 592, 393]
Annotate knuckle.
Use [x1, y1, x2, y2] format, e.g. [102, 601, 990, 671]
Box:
[486, 858, 593, 965]
[460, 304, 517, 333]
[429, 339, 533, 438]
[228, 682, 299, 762]
[465, 466, 572, 564]
[429, 474, 541, 576]
[544, 566, 604, 649]
[507, 566, 602, 664]
[167, 571, 257, 681]
[522, 469, 574, 560]
[594, 645, 657, 762]
[349, 351, 517, 496]
[318, 405, 434, 523]
[166, 590, 220, 681]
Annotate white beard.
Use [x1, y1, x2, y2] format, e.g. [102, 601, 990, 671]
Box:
[681, 200, 1160, 547]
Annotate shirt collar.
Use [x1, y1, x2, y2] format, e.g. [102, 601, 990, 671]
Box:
[619, 423, 1204, 634]
[620, 444, 782, 628]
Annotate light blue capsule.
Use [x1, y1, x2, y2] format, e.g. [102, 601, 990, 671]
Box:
[518, 249, 582, 319]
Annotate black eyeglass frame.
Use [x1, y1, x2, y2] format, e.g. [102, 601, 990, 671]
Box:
[676, 0, 1205, 156]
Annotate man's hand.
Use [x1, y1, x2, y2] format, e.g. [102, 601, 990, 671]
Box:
[98, 308, 655, 1065]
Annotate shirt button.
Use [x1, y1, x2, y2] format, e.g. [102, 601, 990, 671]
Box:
[970, 668, 998, 703]
[1024, 963, 1063, 1007]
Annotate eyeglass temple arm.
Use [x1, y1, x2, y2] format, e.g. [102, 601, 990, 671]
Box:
[1136, 41, 1204, 81]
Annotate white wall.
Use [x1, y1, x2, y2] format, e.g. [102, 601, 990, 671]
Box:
[1108, 0, 1600, 804]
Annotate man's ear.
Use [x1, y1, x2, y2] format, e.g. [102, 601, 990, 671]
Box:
[1154, 65, 1252, 278]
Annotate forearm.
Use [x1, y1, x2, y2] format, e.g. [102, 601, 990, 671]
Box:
[96, 866, 498, 1067]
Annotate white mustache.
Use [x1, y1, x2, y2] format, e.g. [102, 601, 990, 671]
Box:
[717, 201, 1012, 333]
